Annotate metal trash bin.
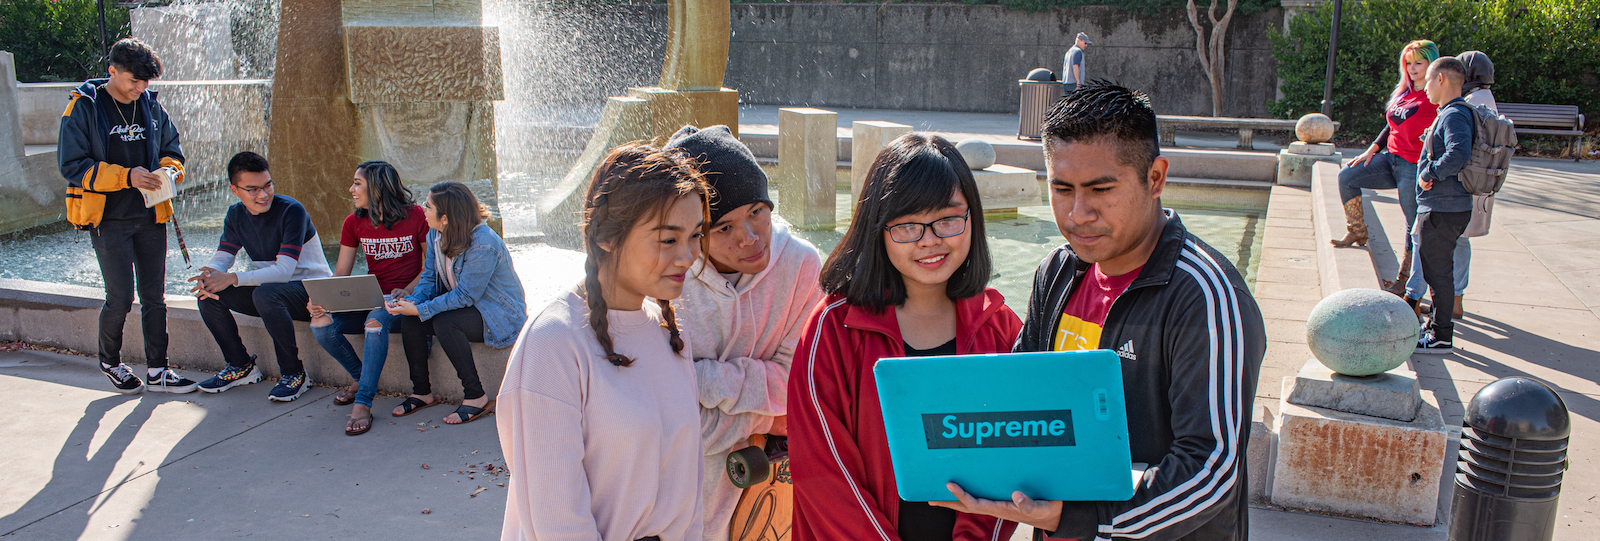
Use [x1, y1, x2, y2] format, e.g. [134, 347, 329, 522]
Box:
[1450, 377, 1570, 541]
[1018, 68, 1062, 140]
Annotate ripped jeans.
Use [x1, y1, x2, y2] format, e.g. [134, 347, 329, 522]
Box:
[311, 307, 399, 408]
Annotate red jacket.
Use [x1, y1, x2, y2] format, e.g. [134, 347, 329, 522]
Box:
[790, 289, 1023, 541]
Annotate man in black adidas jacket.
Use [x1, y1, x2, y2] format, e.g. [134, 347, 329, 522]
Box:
[933, 81, 1266, 540]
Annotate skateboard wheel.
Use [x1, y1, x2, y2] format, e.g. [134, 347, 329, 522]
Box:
[727, 445, 771, 489]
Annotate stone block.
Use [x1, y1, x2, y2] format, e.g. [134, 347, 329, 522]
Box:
[972, 164, 1041, 212]
[1287, 359, 1422, 422]
[537, 96, 651, 247]
[344, 25, 504, 103]
[270, 0, 363, 240]
[1248, 405, 1277, 503]
[1288, 142, 1335, 156]
[777, 107, 838, 230]
[0, 152, 66, 235]
[1, 51, 22, 158]
[357, 101, 497, 190]
[625, 86, 739, 141]
[1278, 149, 1340, 187]
[1271, 377, 1449, 525]
[850, 121, 911, 206]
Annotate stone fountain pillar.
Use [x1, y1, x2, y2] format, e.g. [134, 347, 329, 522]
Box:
[268, 0, 503, 241]
[536, 0, 738, 245]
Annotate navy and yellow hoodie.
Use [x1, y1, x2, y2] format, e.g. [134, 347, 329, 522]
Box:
[57, 79, 185, 229]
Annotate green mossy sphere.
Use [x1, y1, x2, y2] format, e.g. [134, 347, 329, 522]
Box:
[1305, 288, 1419, 376]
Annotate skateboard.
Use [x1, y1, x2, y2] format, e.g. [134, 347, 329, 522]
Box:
[727, 434, 791, 541]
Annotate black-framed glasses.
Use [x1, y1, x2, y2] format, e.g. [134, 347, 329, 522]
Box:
[234, 180, 274, 196]
[884, 212, 969, 243]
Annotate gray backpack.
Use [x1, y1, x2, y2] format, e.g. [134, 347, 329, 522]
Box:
[1451, 102, 1518, 195]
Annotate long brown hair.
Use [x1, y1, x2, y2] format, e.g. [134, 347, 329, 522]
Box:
[427, 181, 491, 259]
[582, 144, 711, 367]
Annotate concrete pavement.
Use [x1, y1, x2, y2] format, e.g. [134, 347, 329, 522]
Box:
[0, 348, 506, 540]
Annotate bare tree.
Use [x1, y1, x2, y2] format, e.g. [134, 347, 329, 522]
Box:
[1187, 0, 1238, 117]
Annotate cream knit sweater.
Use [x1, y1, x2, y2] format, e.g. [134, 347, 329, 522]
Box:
[672, 224, 825, 541]
[499, 290, 704, 541]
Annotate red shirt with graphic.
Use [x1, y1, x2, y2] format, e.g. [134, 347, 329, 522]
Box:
[1385, 88, 1438, 164]
[340, 205, 428, 292]
[1054, 263, 1142, 352]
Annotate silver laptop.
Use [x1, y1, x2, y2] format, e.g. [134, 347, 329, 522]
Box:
[303, 275, 387, 313]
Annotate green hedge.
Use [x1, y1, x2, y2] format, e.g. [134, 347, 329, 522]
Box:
[0, 0, 131, 82]
[1270, 0, 1600, 139]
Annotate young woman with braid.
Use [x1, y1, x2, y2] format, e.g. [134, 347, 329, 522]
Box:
[1333, 39, 1440, 296]
[498, 144, 711, 541]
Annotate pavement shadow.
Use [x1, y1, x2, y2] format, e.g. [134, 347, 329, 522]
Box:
[1410, 313, 1600, 426]
[1, 394, 156, 538]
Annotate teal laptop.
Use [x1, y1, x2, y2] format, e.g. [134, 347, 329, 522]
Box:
[873, 349, 1135, 502]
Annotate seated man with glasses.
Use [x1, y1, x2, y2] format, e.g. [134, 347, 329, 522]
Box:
[188, 151, 333, 401]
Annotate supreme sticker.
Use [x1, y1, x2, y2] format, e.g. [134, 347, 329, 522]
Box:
[921, 410, 1076, 449]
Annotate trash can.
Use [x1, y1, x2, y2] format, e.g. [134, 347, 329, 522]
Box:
[1018, 68, 1062, 140]
[1449, 377, 1570, 541]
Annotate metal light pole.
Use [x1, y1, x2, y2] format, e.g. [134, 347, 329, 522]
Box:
[97, 0, 108, 65]
[1320, 0, 1344, 117]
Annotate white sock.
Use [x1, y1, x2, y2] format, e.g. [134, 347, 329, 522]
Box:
[148, 368, 164, 378]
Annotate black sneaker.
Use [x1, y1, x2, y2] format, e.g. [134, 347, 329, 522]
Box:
[198, 357, 262, 393]
[1415, 329, 1454, 354]
[268, 372, 310, 402]
[146, 368, 199, 394]
[100, 362, 144, 394]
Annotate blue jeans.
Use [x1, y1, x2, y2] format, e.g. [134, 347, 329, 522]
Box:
[1339, 151, 1419, 250]
[311, 307, 398, 408]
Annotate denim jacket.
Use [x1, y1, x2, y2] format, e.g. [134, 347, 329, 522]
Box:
[1417, 97, 1475, 214]
[407, 224, 527, 348]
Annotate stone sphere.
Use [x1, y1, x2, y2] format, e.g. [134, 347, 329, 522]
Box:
[955, 139, 996, 170]
[1305, 288, 1419, 376]
[1295, 113, 1336, 144]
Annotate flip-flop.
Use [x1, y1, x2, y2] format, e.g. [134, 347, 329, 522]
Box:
[346, 413, 374, 436]
[333, 385, 359, 406]
[445, 400, 496, 425]
[393, 396, 439, 417]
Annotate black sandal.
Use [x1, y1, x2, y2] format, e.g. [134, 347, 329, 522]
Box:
[393, 396, 439, 417]
[445, 400, 496, 425]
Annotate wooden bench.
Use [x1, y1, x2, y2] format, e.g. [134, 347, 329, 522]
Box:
[1156, 115, 1339, 151]
[1498, 103, 1586, 162]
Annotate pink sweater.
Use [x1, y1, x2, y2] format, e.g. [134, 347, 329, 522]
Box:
[498, 290, 703, 541]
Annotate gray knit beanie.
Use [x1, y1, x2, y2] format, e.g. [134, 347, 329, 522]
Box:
[664, 125, 773, 224]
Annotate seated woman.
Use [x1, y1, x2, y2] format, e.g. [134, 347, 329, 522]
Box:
[498, 145, 711, 541]
[385, 181, 526, 425]
[789, 134, 1019, 541]
[308, 161, 429, 436]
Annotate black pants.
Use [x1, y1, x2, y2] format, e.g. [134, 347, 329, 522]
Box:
[198, 281, 312, 375]
[91, 219, 169, 368]
[402, 306, 486, 400]
[1419, 211, 1472, 341]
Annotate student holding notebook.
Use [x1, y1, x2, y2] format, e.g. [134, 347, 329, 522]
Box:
[788, 134, 1018, 541]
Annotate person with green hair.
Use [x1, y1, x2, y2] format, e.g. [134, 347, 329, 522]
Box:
[1332, 39, 1440, 295]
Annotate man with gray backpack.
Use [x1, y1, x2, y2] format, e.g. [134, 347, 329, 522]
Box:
[1413, 56, 1516, 354]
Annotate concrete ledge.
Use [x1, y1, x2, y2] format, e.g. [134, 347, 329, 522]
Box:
[1312, 161, 1380, 297]
[0, 278, 507, 402]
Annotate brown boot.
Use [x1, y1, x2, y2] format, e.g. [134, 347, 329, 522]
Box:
[1331, 197, 1369, 247]
[1454, 295, 1464, 318]
[1382, 248, 1412, 297]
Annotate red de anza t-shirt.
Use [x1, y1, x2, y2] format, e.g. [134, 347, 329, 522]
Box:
[340, 205, 429, 292]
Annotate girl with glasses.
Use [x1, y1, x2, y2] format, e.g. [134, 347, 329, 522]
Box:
[788, 133, 1019, 541]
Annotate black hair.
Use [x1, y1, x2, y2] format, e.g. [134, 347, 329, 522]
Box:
[108, 38, 162, 81]
[1041, 80, 1160, 177]
[353, 161, 415, 229]
[226, 151, 270, 184]
[1429, 57, 1467, 85]
[819, 133, 992, 313]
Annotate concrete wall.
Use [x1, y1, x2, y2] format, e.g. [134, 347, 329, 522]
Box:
[497, 4, 1280, 117]
[725, 4, 1280, 116]
[0, 278, 506, 403]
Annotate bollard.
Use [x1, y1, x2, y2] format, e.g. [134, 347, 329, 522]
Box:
[1449, 377, 1570, 541]
[1017, 68, 1061, 140]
